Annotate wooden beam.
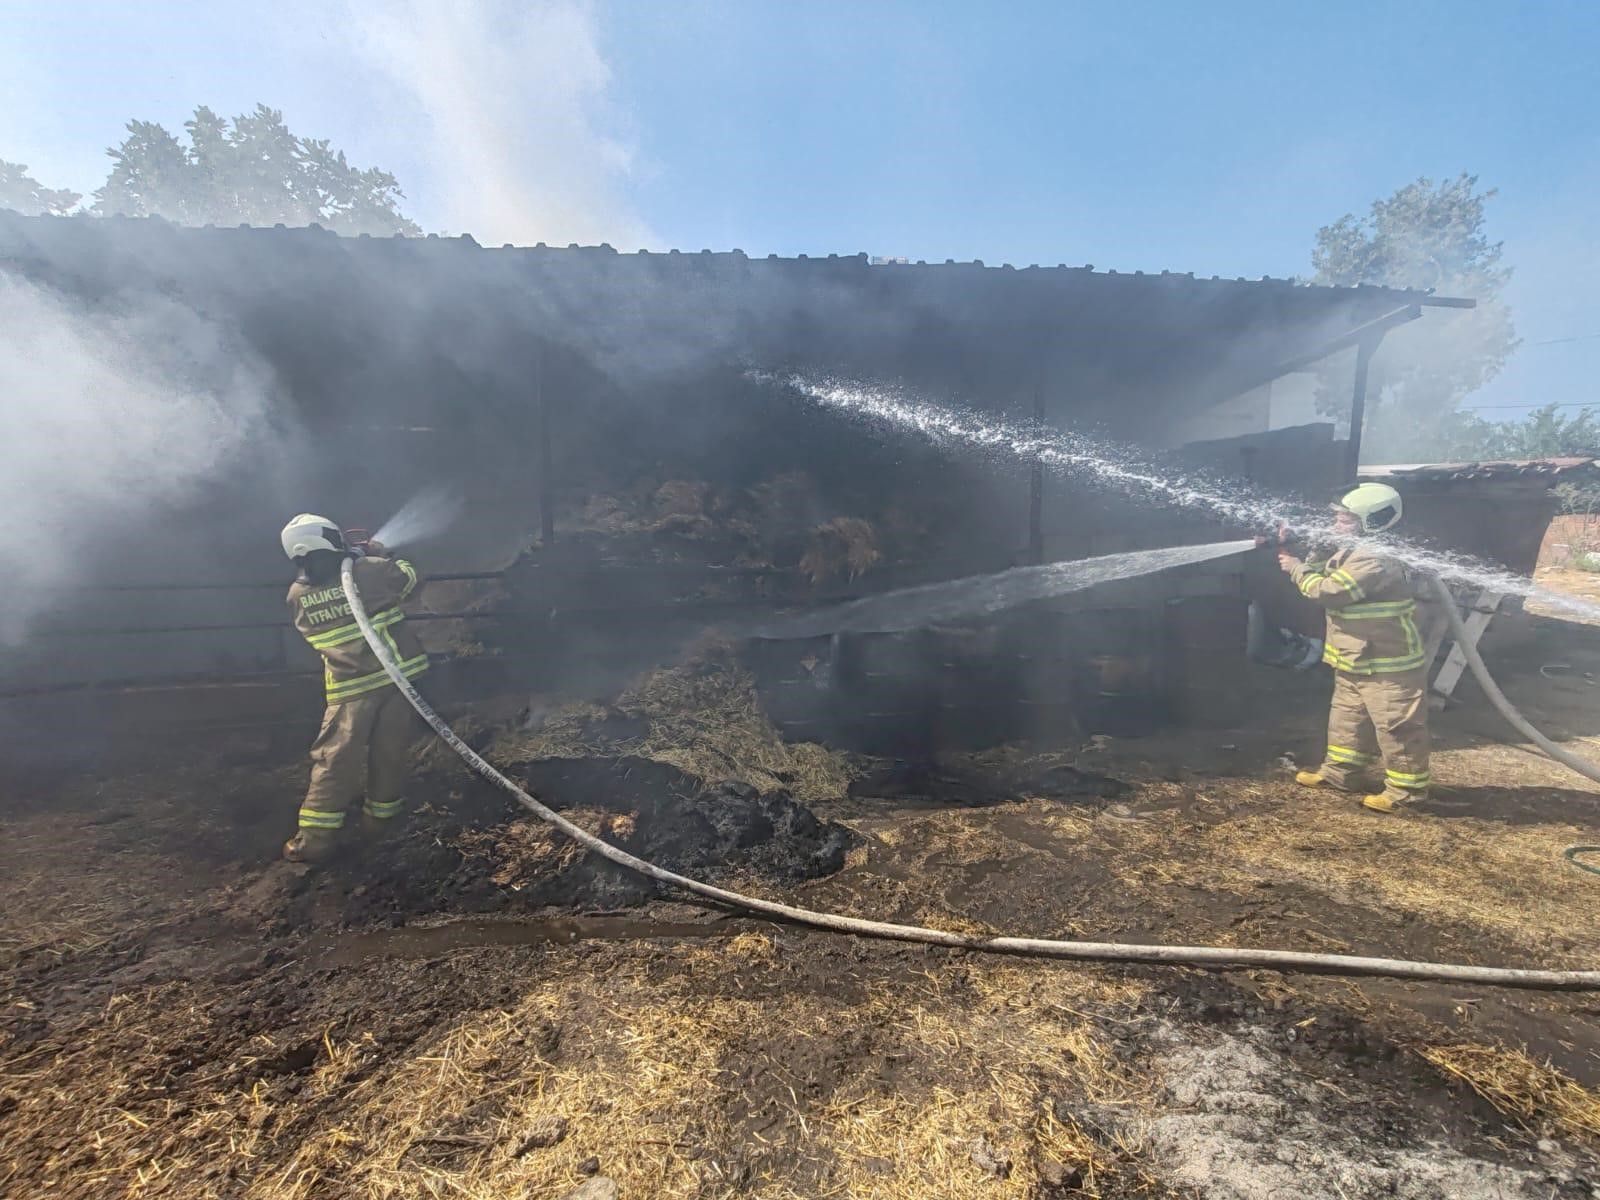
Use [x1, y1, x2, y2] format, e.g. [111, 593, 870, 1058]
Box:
[537, 346, 555, 547]
[1028, 390, 1045, 564]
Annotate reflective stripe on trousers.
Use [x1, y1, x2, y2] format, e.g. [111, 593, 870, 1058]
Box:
[1319, 667, 1430, 800]
[300, 686, 421, 829]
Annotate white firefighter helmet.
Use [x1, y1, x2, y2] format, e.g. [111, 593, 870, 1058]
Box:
[1333, 483, 1403, 533]
[280, 513, 346, 561]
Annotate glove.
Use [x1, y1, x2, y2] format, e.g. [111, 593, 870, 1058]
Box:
[364, 540, 389, 559]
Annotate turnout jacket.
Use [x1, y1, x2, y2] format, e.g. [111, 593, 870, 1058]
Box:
[1290, 544, 1428, 676]
[288, 555, 428, 703]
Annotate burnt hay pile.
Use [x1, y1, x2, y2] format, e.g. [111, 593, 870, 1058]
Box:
[488, 644, 854, 805]
[404, 647, 858, 910]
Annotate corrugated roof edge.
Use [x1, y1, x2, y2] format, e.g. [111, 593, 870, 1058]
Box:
[0, 211, 1469, 304]
[1361, 458, 1598, 482]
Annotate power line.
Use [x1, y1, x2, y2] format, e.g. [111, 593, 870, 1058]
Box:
[1533, 332, 1600, 346]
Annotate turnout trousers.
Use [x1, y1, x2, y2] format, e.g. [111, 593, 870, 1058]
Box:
[298, 687, 420, 833]
[1317, 667, 1431, 802]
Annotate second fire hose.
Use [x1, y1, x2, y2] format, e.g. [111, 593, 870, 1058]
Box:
[342, 556, 1600, 992]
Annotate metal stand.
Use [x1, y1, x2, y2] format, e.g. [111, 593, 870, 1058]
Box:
[1431, 589, 1505, 700]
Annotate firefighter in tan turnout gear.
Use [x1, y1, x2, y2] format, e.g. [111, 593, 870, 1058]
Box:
[279, 514, 430, 862]
[1277, 483, 1432, 814]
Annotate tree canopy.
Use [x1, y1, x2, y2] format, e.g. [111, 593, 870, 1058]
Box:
[1312, 173, 1519, 462]
[1436, 402, 1599, 461]
[0, 161, 81, 216]
[89, 104, 420, 237]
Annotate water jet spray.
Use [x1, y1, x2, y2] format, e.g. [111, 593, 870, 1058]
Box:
[755, 372, 1600, 623]
[746, 372, 1600, 876]
[371, 485, 466, 553]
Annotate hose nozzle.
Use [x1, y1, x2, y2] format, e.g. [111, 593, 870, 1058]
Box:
[1254, 522, 1303, 550]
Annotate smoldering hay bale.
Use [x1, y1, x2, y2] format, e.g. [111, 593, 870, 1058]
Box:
[491, 643, 854, 804]
[800, 516, 882, 584]
[652, 479, 711, 518]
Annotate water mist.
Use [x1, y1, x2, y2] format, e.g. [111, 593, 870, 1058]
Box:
[758, 372, 1600, 622]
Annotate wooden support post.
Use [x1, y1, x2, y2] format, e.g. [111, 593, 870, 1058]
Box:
[537, 347, 555, 547]
[1028, 390, 1045, 565]
[1345, 336, 1376, 480]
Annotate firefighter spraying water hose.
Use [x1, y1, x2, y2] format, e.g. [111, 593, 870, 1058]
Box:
[335, 545, 1600, 991]
[1274, 483, 1439, 815]
[279, 513, 429, 864]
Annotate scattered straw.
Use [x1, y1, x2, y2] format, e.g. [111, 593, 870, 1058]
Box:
[3, 936, 1161, 1199]
[311, 952, 1159, 1200]
[1059, 787, 1600, 957]
[1419, 1042, 1600, 1143]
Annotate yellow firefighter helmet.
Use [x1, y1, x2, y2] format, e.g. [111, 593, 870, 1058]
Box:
[1334, 483, 1403, 533]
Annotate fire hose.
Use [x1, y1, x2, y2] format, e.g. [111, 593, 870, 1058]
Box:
[343, 557, 1600, 991]
[1426, 576, 1600, 881]
[1429, 575, 1600, 787]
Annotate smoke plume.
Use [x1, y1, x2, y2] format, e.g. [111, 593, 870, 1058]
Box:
[0, 271, 279, 640]
[352, 0, 654, 249]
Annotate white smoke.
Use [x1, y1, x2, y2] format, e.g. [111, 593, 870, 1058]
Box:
[351, 0, 654, 249]
[0, 272, 276, 640]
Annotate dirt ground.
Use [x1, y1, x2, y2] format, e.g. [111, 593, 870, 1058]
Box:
[4, 617, 1600, 1199]
[1532, 566, 1600, 624]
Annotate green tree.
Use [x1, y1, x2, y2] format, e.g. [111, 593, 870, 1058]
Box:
[94, 120, 203, 224]
[1432, 402, 1598, 459]
[92, 104, 421, 237]
[1428, 402, 1600, 513]
[1312, 173, 1519, 462]
[0, 160, 81, 216]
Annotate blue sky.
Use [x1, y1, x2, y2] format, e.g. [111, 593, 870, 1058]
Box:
[3, 0, 1597, 415]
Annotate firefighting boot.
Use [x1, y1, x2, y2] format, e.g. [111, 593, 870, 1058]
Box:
[1361, 791, 1420, 815]
[1295, 771, 1372, 793]
[282, 828, 341, 864]
[359, 798, 408, 841]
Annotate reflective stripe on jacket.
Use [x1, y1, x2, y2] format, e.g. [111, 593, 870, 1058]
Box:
[1291, 545, 1427, 675]
[288, 556, 429, 703]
